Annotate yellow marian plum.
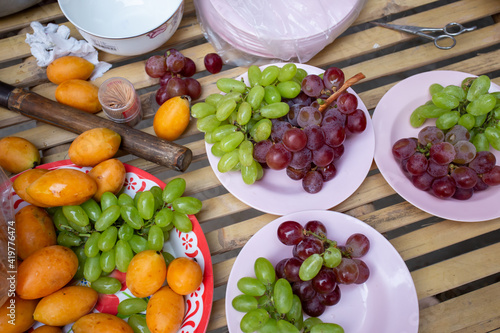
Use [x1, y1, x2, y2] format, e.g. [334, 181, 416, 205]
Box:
[68, 128, 121, 167]
[16, 245, 78, 299]
[33, 286, 98, 326]
[26, 169, 97, 207]
[0, 136, 40, 174]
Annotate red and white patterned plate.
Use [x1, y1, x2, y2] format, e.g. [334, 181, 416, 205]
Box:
[11, 160, 213, 333]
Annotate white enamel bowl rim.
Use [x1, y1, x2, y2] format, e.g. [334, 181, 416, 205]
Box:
[58, 0, 183, 39]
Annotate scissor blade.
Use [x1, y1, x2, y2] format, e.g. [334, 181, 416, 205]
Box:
[370, 21, 421, 34]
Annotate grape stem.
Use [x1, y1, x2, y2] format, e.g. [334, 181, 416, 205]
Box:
[318, 72, 366, 113]
[304, 230, 337, 248]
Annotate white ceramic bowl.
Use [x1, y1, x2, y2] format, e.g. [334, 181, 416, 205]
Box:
[59, 0, 184, 56]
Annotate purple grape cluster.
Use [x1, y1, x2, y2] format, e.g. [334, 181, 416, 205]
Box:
[275, 220, 370, 317]
[392, 125, 500, 199]
[254, 67, 368, 194]
[145, 48, 202, 105]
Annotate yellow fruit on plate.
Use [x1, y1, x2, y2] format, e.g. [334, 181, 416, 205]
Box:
[153, 95, 191, 141]
[166, 257, 203, 295]
[0, 136, 40, 174]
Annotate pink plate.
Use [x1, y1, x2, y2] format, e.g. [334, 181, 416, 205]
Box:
[225, 210, 419, 332]
[205, 63, 375, 215]
[373, 71, 500, 222]
[10, 160, 213, 333]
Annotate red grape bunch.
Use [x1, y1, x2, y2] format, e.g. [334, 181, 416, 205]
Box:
[254, 67, 368, 194]
[392, 124, 500, 200]
[145, 50, 224, 106]
[275, 220, 370, 317]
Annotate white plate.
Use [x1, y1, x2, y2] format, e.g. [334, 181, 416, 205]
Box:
[373, 70, 500, 222]
[206, 63, 375, 215]
[225, 210, 419, 333]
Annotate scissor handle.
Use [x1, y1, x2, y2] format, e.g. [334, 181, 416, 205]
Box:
[443, 22, 477, 36]
[434, 34, 456, 50]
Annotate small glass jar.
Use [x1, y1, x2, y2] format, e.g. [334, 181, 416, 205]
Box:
[98, 77, 143, 127]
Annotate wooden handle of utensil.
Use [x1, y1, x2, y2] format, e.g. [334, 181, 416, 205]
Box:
[0, 83, 192, 172]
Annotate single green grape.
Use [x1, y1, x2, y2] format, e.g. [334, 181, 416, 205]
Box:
[57, 231, 83, 247]
[299, 253, 324, 281]
[91, 276, 121, 294]
[273, 278, 293, 314]
[118, 193, 135, 207]
[205, 93, 224, 107]
[154, 207, 174, 228]
[237, 277, 266, 297]
[147, 225, 164, 251]
[94, 205, 121, 231]
[219, 131, 245, 153]
[432, 91, 459, 110]
[162, 178, 186, 203]
[84, 232, 101, 258]
[218, 150, 240, 173]
[128, 235, 148, 254]
[323, 246, 342, 268]
[277, 319, 300, 333]
[264, 85, 281, 104]
[62, 205, 89, 227]
[285, 294, 304, 330]
[259, 66, 279, 86]
[127, 314, 149, 333]
[172, 197, 202, 215]
[232, 294, 258, 313]
[118, 298, 148, 316]
[216, 98, 237, 121]
[467, 75, 490, 101]
[246, 85, 265, 110]
[172, 211, 193, 233]
[248, 65, 262, 87]
[238, 140, 254, 167]
[435, 111, 460, 130]
[278, 63, 298, 82]
[115, 239, 134, 272]
[97, 226, 118, 252]
[212, 124, 237, 142]
[237, 101, 253, 125]
[216, 78, 247, 94]
[254, 257, 276, 286]
[100, 192, 118, 211]
[120, 205, 144, 230]
[136, 191, 155, 220]
[83, 254, 102, 282]
[249, 119, 272, 142]
[276, 80, 301, 99]
[196, 114, 221, 132]
[260, 102, 289, 119]
[241, 161, 259, 185]
[240, 308, 270, 333]
[99, 249, 116, 273]
[80, 198, 102, 222]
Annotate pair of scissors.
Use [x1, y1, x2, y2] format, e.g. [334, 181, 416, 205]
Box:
[371, 22, 477, 50]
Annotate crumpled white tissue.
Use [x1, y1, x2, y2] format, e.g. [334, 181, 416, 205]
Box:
[25, 21, 112, 80]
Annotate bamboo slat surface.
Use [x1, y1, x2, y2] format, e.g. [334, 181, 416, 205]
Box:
[1, 0, 499, 332]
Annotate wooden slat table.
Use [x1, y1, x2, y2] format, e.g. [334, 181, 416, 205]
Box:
[1, 0, 500, 332]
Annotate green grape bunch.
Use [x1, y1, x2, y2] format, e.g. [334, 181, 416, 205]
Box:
[410, 75, 500, 152]
[192, 63, 307, 185]
[48, 177, 202, 284]
[233, 257, 345, 333]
